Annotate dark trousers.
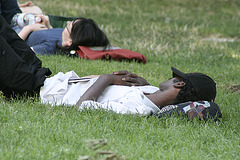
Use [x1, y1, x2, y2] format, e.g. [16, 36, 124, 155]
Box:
[0, 0, 22, 24]
[0, 15, 51, 97]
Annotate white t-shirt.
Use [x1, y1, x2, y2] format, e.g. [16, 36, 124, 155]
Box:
[40, 71, 160, 115]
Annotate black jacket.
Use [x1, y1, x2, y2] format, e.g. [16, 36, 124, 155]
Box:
[0, 15, 51, 97]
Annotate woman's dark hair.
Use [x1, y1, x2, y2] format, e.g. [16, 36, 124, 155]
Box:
[175, 79, 198, 104]
[62, 17, 110, 51]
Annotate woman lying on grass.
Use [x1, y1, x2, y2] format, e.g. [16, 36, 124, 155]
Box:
[1, 0, 110, 55]
[18, 16, 110, 55]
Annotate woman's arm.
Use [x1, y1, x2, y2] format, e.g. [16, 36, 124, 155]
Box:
[18, 15, 52, 40]
[18, 23, 48, 40]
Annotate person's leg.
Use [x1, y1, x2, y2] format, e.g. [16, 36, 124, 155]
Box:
[0, 0, 22, 24]
[0, 15, 51, 97]
[20, 5, 43, 15]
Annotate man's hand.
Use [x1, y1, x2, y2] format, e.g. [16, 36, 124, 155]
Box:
[100, 74, 134, 86]
[112, 71, 150, 86]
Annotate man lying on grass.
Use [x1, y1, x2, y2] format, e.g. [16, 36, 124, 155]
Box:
[40, 67, 217, 116]
[0, 14, 219, 119]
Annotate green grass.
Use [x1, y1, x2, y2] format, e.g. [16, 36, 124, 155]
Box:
[1, 0, 240, 159]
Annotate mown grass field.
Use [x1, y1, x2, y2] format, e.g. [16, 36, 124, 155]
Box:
[1, 0, 240, 159]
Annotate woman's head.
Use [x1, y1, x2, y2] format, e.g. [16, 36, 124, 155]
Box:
[62, 17, 110, 51]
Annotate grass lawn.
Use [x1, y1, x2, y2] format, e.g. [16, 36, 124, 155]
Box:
[0, 0, 240, 159]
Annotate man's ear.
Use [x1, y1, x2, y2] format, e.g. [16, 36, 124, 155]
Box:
[173, 81, 186, 88]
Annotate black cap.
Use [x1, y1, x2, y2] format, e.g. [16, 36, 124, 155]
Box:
[171, 67, 216, 101]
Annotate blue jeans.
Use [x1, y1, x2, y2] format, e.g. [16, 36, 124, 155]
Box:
[0, 0, 22, 24]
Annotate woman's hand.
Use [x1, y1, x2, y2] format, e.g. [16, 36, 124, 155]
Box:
[36, 15, 53, 29]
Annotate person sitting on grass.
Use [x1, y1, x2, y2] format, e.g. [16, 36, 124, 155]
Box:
[0, 0, 110, 55]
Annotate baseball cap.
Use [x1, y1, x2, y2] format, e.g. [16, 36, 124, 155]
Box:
[171, 67, 216, 101]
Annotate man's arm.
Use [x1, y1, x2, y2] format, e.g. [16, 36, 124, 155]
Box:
[76, 72, 149, 106]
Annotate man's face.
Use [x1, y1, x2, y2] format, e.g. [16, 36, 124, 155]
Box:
[159, 77, 183, 91]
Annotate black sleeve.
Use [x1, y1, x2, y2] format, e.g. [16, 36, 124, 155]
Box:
[0, 15, 51, 97]
[0, 0, 22, 24]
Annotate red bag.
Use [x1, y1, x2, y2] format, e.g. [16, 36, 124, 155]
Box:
[77, 46, 147, 63]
